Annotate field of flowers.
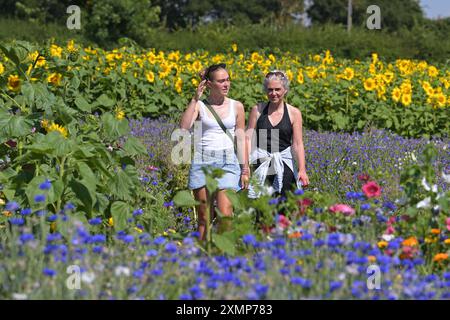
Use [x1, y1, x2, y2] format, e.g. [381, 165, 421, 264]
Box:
[0, 40, 449, 300]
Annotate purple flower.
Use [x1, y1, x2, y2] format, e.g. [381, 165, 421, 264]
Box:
[64, 203, 76, 210]
[294, 189, 304, 196]
[242, 234, 257, 246]
[20, 233, 35, 243]
[43, 268, 57, 277]
[39, 179, 52, 190]
[133, 208, 144, 216]
[165, 242, 177, 253]
[6, 201, 19, 211]
[9, 217, 25, 226]
[163, 201, 174, 208]
[88, 217, 102, 225]
[20, 208, 32, 216]
[34, 194, 46, 203]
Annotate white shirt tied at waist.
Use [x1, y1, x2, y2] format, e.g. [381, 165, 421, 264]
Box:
[248, 146, 302, 199]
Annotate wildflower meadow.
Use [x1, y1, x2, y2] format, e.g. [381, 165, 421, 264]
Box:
[0, 40, 449, 300]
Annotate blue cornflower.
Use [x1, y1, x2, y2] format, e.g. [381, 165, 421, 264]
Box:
[361, 203, 371, 210]
[300, 233, 313, 241]
[34, 194, 46, 203]
[91, 234, 106, 243]
[163, 201, 174, 208]
[165, 242, 177, 254]
[346, 191, 357, 200]
[189, 285, 204, 299]
[133, 269, 144, 279]
[36, 210, 47, 217]
[184, 216, 191, 223]
[47, 214, 58, 222]
[46, 233, 62, 242]
[64, 203, 76, 210]
[39, 179, 52, 190]
[190, 231, 200, 238]
[122, 235, 134, 243]
[146, 249, 158, 257]
[314, 239, 325, 247]
[329, 281, 343, 292]
[153, 236, 166, 246]
[207, 281, 218, 289]
[133, 208, 144, 216]
[5, 201, 19, 211]
[92, 246, 103, 253]
[20, 208, 32, 216]
[19, 233, 35, 243]
[294, 189, 304, 196]
[151, 181, 158, 186]
[268, 198, 279, 205]
[88, 217, 102, 225]
[313, 207, 323, 214]
[179, 294, 192, 300]
[383, 201, 397, 211]
[291, 276, 312, 288]
[43, 268, 57, 277]
[242, 234, 257, 246]
[9, 217, 25, 226]
[183, 237, 194, 246]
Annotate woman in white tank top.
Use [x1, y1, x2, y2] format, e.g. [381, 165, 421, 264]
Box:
[180, 64, 249, 240]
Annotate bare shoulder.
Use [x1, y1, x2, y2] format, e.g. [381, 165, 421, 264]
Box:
[234, 99, 245, 112]
[287, 104, 302, 122]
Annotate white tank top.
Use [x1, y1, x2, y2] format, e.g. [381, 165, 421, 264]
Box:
[196, 99, 236, 151]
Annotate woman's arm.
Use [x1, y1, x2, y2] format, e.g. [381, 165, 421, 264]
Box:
[179, 79, 206, 130]
[245, 104, 260, 161]
[236, 101, 249, 188]
[291, 106, 309, 187]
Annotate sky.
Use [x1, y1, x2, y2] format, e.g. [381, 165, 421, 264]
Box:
[420, 0, 450, 19]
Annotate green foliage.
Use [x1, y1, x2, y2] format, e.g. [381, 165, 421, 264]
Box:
[84, 0, 161, 47]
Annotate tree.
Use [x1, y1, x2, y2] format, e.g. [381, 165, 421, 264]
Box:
[307, 0, 424, 31]
[84, 0, 161, 47]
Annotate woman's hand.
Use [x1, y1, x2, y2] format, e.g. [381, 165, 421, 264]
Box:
[240, 173, 249, 190]
[298, 170, 309, 188]
[194, 79, 207, 101]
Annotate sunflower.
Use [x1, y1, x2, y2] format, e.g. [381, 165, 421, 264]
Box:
[146, 71, 155, 83]
[7, 75, 21, 92]
[392, 87, 401, 102]
[47, 73, 62, 86]
[363, 78, 376, 91]
[46, 122, 68, 138]
[401, 94, 412, 106]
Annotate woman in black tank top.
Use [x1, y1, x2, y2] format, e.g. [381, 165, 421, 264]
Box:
[247, 70, 310, 198]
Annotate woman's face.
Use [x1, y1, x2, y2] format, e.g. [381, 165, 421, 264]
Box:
[266, 79, 287, 103]
[207, 69, 230, 96]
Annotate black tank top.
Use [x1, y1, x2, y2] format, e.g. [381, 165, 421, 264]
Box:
[256, 102, 293, 153]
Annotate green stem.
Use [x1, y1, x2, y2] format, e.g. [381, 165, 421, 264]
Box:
[55, 155, 67, 213]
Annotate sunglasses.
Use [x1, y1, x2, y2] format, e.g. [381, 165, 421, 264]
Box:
[204, 63, 227, 80]
[265, 70, 287, 79]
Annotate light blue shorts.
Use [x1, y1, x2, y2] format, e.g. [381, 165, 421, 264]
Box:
[188, 148, 241, 191]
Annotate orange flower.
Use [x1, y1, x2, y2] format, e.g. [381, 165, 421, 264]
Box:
[433, 253, 448, 263]
[402, 237, 418, 247]
[288, 231, 302, 239]
[431, 229, 441, 235]
[377, 241, 388, 249]
[368, 255, 376, 263]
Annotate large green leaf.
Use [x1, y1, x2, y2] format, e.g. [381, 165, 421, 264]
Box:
[212, 233, 236, 256]
[111, 201, 131, 231]
[74, 96, 92, 112]
[173, 190, 198, 207]
[123, 136, 147, 156]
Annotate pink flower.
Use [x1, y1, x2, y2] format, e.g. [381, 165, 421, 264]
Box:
[146, 165, 158, 172]
[362, 181, 381, 198]
[385, 226, 395, 234]
[329, 204, 355, 216]
[357, 173, 370, 182]
[446, 218, 450, 231]
[276, 215, 291, 229]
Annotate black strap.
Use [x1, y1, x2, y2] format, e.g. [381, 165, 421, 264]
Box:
[202, 99, 236, 152]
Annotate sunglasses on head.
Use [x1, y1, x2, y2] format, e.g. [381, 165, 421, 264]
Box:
[204, 63, 227, 80]
[265, 70, 287, 79]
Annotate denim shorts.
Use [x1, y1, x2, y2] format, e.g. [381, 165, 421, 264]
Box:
[188, 148, 241, 191]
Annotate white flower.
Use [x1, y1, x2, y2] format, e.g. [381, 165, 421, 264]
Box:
[421, 177, 438, 193]
[443, 172, 450, 184]
[381, 234, 395, 242]
[416, 197, 431, 209]
[352, 162, 357, 166]
[114, 266, 130, 277]
[12, 293, 28, 300]
[81, 272, 96, 284]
